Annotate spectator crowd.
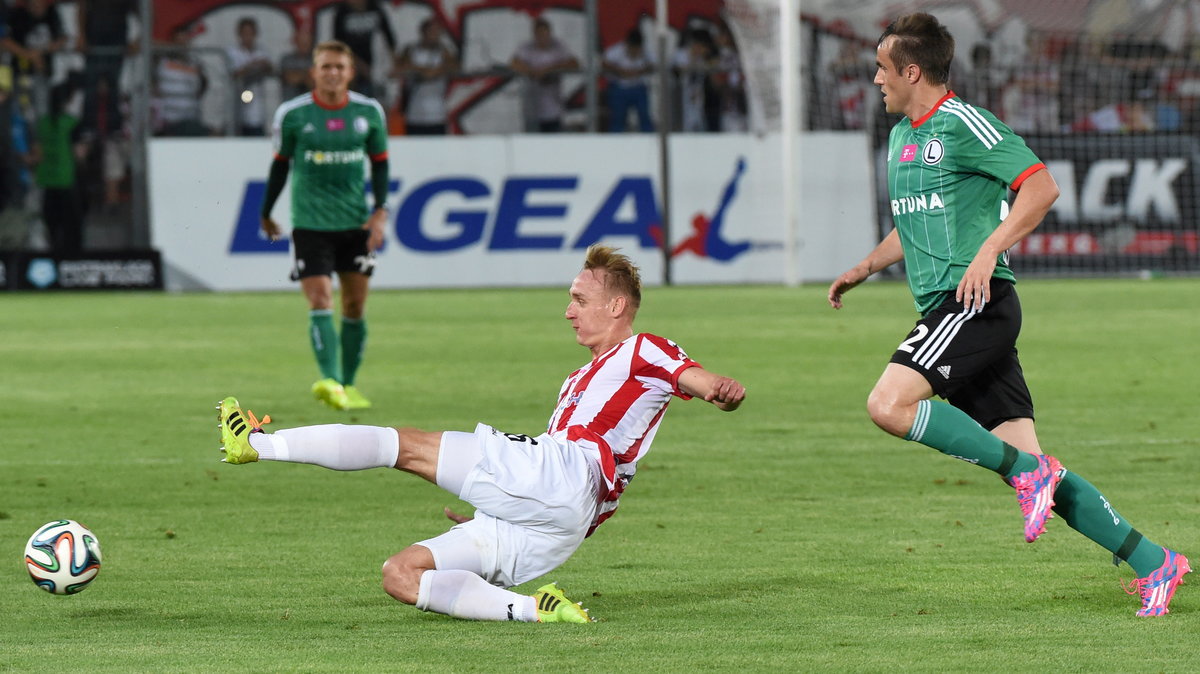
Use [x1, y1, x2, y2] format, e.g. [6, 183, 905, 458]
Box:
[811, 22, 1200, 137]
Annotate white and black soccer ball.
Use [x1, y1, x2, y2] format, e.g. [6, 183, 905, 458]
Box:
[24, 519, 103, 595]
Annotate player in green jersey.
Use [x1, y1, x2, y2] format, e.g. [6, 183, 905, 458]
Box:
[260, 40, 390, 411]
[828, 13, 1189, 616]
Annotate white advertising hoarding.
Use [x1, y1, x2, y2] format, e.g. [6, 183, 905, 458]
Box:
[149, 134, 872, 291]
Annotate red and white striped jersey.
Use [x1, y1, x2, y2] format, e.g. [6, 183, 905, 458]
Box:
[547, 333, 700, 534]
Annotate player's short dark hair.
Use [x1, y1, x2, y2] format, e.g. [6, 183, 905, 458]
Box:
[584, 245, 641, 311]
[879, 13, 954, 85]
[237, 17, 257, 33]
[312, 39, 354, 63]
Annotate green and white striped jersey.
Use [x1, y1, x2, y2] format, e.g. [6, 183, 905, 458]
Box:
[272, 92, 388, 232]
[886, 92, 1045, 314]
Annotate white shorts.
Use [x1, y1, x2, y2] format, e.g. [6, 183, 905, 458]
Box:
[417, 423, 602, 588]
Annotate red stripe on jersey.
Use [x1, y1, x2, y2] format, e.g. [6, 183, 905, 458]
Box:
[587, 509, 617, 537]
[555, 368, 579, 404]
[911, 90, 957, 128]
[1010, 163, 1046, 191]
[640, 334, 699, 399]
[586, 377, 651, 438]
[313, 93, 349, 110]
[671, 362, 699, 397]
[615, 404, 667, 464]
[567, 426, 616, 486]
[550, 343, 624, 434]
[370, 151, 388, 162]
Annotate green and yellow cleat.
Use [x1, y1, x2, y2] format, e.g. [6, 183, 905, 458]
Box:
[533, 582, 593, 623]
[343, 385, 372, 410]
[216, 396, 270, 464]
[312, 378, 350, 410]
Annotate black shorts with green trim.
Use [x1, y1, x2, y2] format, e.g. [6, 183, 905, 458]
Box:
[889, 278, 1034, 430]
[290, 228, 376, 280]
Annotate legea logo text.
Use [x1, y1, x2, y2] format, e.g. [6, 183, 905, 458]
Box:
[230, 161, 761, 261]
[231, 176, 662, 254]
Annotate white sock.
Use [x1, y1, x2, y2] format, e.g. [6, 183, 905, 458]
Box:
[248, 425, 399, 470]
[415, 569, 537, 622]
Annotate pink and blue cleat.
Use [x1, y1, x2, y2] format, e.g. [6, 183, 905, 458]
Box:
[1009, 454, 1066, 543]
[1125, 549, 1191, 617]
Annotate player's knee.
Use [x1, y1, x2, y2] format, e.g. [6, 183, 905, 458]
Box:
[381, 553, 424, 605]
[305, 289, 333, 310]
[866, 388, 909, 437]
[393, 427, 441, 474]
[342, 297, 365, 319]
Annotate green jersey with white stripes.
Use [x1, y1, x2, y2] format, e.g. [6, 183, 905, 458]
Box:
[886, 92, 1045, 314]
[272, 92, 388, 232]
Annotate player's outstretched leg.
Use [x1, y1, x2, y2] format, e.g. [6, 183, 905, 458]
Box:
[216, 397, 271, 464]
[1125, 549, 1192, 617]
[408, 568, 594, 623]
[215, 399, 398, 470]
[1008, 454, 1066, 543]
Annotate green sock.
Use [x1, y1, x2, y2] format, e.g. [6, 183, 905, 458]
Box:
[1051, 471, 1165, 577]
[909, 400, 1166, 576]
[340, 317, 367, 387]
[905, 399, 1039, 478]
[309, 309, 340, 382]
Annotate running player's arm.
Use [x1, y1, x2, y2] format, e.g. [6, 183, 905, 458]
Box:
[828, 228, 904, 309]
[262, 105, 298, 241]
[957, 167, 1059, 310]
[260, 157, 290, 241]
[364, 157, 389, 251]
[678, 367, 745, 412]
[364, 100, 390, 251]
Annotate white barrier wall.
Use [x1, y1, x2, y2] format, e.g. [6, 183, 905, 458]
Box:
[148, 133, 874, 290]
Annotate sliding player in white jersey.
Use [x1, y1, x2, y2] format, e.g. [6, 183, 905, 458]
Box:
[216, 245, 745, 623]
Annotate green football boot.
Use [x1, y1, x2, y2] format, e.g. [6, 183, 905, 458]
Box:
[217, 396, 270, 464]
[342, 385, 372, 410]
[533, 583, 593, 623]
[311, 378, 350, 410]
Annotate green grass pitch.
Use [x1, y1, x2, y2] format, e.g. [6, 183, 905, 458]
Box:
[1, 278, 1198, 672]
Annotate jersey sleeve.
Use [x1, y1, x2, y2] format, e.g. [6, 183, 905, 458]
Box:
[948, 105, 1044, 188]
[272, 106, 296, 159]
[637, 334, 701, 400]
[365, 97, 389, 159]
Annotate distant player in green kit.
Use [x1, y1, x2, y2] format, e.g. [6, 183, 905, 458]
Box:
[261, 40, 389, 411]
[828, 13, 1189, 616]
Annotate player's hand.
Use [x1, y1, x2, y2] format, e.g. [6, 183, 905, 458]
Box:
[260, 216, 283, 242]
[364, 209, 388, 251]
[956, 253, 997, 311]
[705, 376, 745, 411]
[443, 507, 472, 524]
[828, 263, 870, 309]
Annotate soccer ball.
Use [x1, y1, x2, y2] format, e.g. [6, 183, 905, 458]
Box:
[24, 519, 103, 595]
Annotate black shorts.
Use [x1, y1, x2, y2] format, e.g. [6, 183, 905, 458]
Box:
[889, 278, 1034, 430]
[290, 228, 376, 280]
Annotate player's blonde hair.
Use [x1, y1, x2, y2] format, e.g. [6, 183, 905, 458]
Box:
[583, 245, 641, 311]
[312, 39, 354, 63]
